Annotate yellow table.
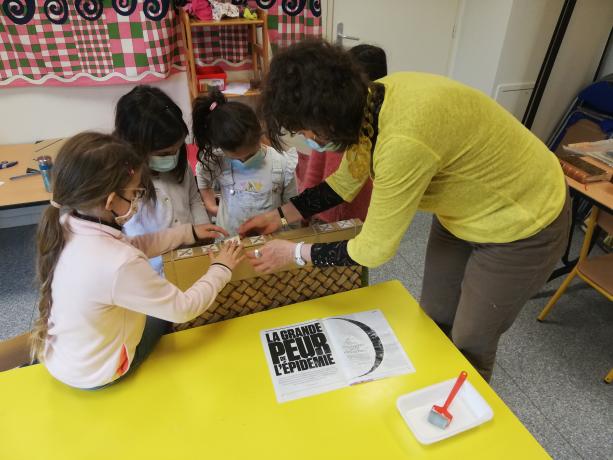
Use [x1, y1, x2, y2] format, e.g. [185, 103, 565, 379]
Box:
[0, 138, 65, 209]
[0, 281, 549, 459]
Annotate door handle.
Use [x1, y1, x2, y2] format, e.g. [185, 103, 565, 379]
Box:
[337, 33, 360, 41]
[336, 22, 359, 45]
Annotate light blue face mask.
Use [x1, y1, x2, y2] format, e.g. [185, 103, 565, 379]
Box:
[304, 137, 342, 153]
[232, 147, 265, 169]
[149, 150, 179, 173]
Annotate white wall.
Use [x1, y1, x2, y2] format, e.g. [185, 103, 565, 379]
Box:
[450, 0, 514, 95]
[491, 0, 562, 120]
[531, 0, 613, 141]
[0, 72, 191, 145]
[493, 0, 562, 90]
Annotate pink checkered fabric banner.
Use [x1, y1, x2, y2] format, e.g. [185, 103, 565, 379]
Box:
[0, 4, 184, 87]
[266, 2, 322, 53]
[189, 0, 322, 70]
[0, 2, 323, 87]
[191, 24, 251, 70]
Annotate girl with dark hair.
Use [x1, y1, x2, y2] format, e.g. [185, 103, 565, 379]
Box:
[33, 132, 241, 389]
[240, 40, 570, 383]
[193, 89, 298, 236]
[115, 85, 212, 274]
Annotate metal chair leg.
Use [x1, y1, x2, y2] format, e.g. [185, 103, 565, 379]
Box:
[538, 268, 577, 321]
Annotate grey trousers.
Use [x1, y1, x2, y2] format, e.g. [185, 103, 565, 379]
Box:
[420, 193, 571, 382]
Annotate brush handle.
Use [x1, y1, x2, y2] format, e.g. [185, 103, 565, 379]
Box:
[442, 371, 468, 409]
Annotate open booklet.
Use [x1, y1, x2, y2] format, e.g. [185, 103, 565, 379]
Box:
[261, 309, 415, 403]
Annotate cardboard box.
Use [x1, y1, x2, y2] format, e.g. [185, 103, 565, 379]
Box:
[163, 219, 362, 291]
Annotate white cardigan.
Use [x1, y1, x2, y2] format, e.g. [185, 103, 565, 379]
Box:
[43, 214, 230, 389]
[124, 167, 210, 274]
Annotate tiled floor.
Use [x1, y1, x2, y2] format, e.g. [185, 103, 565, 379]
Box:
[1, 213, 611, 459]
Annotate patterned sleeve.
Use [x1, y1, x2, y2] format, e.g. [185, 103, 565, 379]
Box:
[289, 181, 345, 219]
[310, 240, 358, 266]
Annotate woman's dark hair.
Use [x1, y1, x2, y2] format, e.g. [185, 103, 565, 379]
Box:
[349, 44, 388, 81]
[192, 89, 261, 176]
[32, 132, 143, 362]
[259, 39, 369, 151]
[114, 85, 189, 189]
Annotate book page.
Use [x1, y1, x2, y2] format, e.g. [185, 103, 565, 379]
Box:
[260, 319, 346, 403]
[323, 309, 415, 385]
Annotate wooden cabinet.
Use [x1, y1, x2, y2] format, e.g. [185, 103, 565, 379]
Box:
[179, 9, 270, 101]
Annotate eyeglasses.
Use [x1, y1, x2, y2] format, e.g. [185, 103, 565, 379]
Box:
[121, 187, 146, 199]
[290, 130, 329, 145]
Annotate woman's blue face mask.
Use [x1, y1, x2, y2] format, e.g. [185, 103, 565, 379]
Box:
[304, 138, 342, 153]
[149, 149, 180, 172]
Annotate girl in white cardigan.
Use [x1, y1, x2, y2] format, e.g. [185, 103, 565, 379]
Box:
[32, 132, 242, 390]
[116, 85, 213, 274]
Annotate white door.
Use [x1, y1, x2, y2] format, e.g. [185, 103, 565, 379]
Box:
[326, 0, 460, 75]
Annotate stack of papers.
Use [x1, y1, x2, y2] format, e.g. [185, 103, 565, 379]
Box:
[222, 82, 251, 96]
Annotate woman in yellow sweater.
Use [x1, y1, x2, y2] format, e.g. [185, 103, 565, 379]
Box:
[240, 40, 569, 382]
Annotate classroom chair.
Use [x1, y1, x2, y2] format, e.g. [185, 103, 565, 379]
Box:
[538, 205, 612, 383]
[0, 332, 31, 372]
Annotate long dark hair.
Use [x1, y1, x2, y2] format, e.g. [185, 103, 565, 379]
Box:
[192, 89, 261, 177]
[259, 39, 369, 151]
[114, 85, 189, 190]
[31, 132, 143, 362]
[349, 44, 388, 81]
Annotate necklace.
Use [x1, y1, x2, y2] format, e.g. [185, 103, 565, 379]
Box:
[344, 83, 384, 180]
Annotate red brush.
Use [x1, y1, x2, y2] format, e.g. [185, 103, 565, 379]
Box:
[428, 371, 468, 429]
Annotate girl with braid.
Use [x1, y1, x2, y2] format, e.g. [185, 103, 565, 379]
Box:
[32, 132, 242, 389]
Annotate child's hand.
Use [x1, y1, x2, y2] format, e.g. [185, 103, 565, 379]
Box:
[194, 224, 229, 241]
[238, 210, 280, 237]
[210, 240, 244, 271]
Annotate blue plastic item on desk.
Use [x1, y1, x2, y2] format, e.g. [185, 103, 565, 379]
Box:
[35, 156, 53, 193]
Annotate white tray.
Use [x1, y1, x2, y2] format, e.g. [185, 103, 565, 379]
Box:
[396, 378, 493, 445]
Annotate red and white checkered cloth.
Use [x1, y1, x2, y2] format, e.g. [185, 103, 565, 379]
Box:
[0, 5, 184, 87]
[0, 2, 322, 87]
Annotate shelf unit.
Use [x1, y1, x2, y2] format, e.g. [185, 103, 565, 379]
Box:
[179, 9, 270, 101]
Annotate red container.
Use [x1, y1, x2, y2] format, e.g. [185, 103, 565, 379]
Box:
[196, 65, 227, 92]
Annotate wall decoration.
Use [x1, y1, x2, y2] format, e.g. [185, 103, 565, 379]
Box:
[0, 0, 322, 87]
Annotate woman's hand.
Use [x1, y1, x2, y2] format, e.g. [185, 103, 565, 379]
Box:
[238, 210, 280, 237]
[210, 240, 244, 271]
[193, 224, 229, 241]
[246, 239, 296, 273]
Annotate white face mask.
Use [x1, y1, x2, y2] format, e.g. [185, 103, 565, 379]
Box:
[112, 194, 141, 226]
[149, 148, 180, 172]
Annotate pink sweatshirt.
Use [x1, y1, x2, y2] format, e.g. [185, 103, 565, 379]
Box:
[43, 214, 231, 389]
[299, 151, 373, 223]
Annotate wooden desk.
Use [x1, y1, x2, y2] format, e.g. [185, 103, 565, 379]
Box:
[0, 139, 65, 210]
[0, 282, 548, 459]
[550, 158, 613, 280]
[564, 156, 613, 212]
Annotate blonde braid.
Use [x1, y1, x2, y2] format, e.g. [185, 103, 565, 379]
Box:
[345, 88, 376, 179]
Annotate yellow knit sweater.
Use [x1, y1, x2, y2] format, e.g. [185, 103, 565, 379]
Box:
[326, 72, 566, 268]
